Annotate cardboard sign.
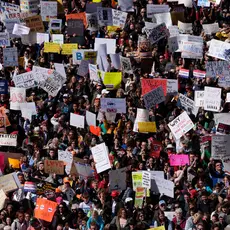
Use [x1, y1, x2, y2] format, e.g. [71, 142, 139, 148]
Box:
[67, 19, 84, 36]
[100, 98, 126, 113]
[34, 198, 57, 222]
[143, 86, 165, 109]
[138, 122, 157, 133]
[25, 15, 44, 32]
[44, 160, 64, 175]
[211, 135, 230, 159]
[204, 86, 221, 112]
[168, 111, 194, 140]
[3, 47, 18, 67]
[0, 173, 19, 193]
[0, 134, 17, 146]
[169, 154, 189, 166]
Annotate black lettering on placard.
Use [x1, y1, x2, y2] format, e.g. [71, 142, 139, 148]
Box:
[103, 10, 108, 20]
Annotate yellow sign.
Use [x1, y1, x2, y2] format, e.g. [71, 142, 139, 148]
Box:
[84, 51, 97, 64]
[107, 26, 120, 34]
[8, 158, 20, 168]
[147, 226, 165, 230]
[138, 122, 157, 133]
[44, 42, 61, 53]
[92, 0, 101, 2]
[61, 44, 78, 55]
[103, 72, 122, 90]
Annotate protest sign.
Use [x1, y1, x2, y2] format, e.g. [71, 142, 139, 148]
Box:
[217, 123, 230, 134]
[49, 19, 62, 33]
[70, 113, 85, 129]
[133, 108, 149, 132]
[54, 63, 66, 79]
[40, 1, 57, 22]
[176, 34, 203, 52]
[0, 32, 10, 46]
[168, 26, 179, 37]
[20, 102, 37, 120]
[147, 226, 165, 230]
[36, 33, 49, 44]
[77, 60, 90, 77]
[95, 38, 116, 54]
[118, 0, 133, 12]
[86, 13, 98, 31]
[103, 72, 122, 90]
[0, 117, 5, 133]
[120, 56, 133, 74]
[25, 15, 44, 32]
[147, 4, 169, 18]
[66, 13, 87, 27]
[8, 158, 20, 168]
[226, 93, 230, 103]
[150, 171, 164, 179]
[84, 51, 97, 64]
[205, 61, 230, 78]
[97, 7, 113, 26]
[35, 198, 57, 222]
[86, 111, 96, 127]
[0, 134, 17, 146]
[181, 41, 203, 59]
[138, 122, 157, 133]
[58, 150, 73, 165]
[110, 53, 121, 70]
[61, 44, 78, 55]
[112, 9, 127, 28]
[146, 23, 168, 44]
[91, 142, 111, 173]
[44, 42, 60, 53]
[178, 0, 192, 7]
[179, 69, 189, 78]
[198, 0, 210, 7]
[169, 154, 189, 166]
[12, 24, 30, 35]
[204, 86, 221, 112]
[0, 190, 6, 210]
[168, 36, 179, 53]
[132, 171, 150, 190]
[178, 21, 192, 34]
[89, 64, 100, 82]
[167, 79, 178, 95]
[153, 12, 172, 28]
[143, 86, 165, 110]
[67, 19, 84, 36]
[109, 168, 127, 191]
[193, 70, 206, 78]
[74, 162, 93, 178]
[3, 47, 18, 67]
[1, 2, 20, 12]
[202, 23, 219, 34]
[20, 0, 39, 13]
[13, 72, 36, 88]
[100, 98, 126, 113]
[194, 90, 204, 107]
[0, 173, 18, 193]
[86, 2, 102, 13]
[178, 93, 199, 116]
[44, 160, 64, 175]
[151, 176, 174, 198]
[141, 79, 167, 96]
[168, 111, 194, 140]
[52, 34, 63, 44]
[211, 135, 230, 159]
[149, 139, 162, 158]
[208, 39, 230, 62]
[72, 49, 92, 64]
[10, 87, 26, 110]
[0, 80, 8, 95]
[4, 18, 20, 36]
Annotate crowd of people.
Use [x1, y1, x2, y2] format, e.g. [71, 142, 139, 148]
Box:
[0, 0, 229, 229]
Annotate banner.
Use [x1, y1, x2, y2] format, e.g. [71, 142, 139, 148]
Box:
[34, 198, 57, 222]
[211, 135, 230, 159]
[25, 15, 44, 32]
[13, 72, 35, 88]
[40, 1, 57, 22]
[112, 9, 127, 28]
[3, 47, 18, 67]
[67, 19, 84, 36]
[91, 143, 111, 173]
[138, 122, 157, 133]
[168, 111, 194, 140]
[100, 98, 126, 113]
[0, 32, 10, 46]
[44, 160, 64, 175]
[61, 44, 78, 55]
[143, 86, 165, 110]
[169, 154, 189, 166]
[97, 7, 113, 26]
[204, 86, 221, 112]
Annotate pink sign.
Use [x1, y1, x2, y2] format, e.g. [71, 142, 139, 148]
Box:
[169, 154, 189, 166]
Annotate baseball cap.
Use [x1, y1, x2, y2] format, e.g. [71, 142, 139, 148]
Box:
[159, 200, 166, 206]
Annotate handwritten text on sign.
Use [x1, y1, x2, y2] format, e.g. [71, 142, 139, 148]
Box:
[44, 160, 64, 175]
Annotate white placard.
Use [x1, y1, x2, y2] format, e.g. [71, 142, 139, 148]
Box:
[211, 135, 230, 159]
[54, 63, 66, 79]
[204, 86, 221, 112]
[168, 26, 179, 37]
[40, 1, 57, 22]
[77, 60, 90, 77]
[142, 171, 151, 189]
[133, 108, 149, 132]
[100, 98, 126, 113]
[36, 33, 49, 44]
[202, 23, 219, 34]
[178, 0, 192, 7]
[12, 24, 30, 35]
[94, 38, 116, 54]
[91, 143, 111, 174]
[120, 56, 133, 74]
[19, 102, 37, 117]
[112, 9, 127, 29]
[10, 87, 26, 110]
[181, 41, 203, 59]
[150, 171, 164, 179]
[178, 21, 192, 34]
[70, 113, 85, 129]
[195, 91, 204, 107]
[226, 93, 230, 103]
[178, 93, 199, 116]
[198, 0, 210, 7]
[52, 34, 63, 45]
[0, 134, 17, 147]
[86, 111, 96, 127]
[58, 150, 73, 165]
[167, 79, 178, 95]
[97, 7, 113, 26]
[118, 0, 134, 12]
[13, 72, 35, 89]
[153, 12, 172, 28]
[110, 53, 121, 70]
[168, 111, 194, 140]
[147, 4, 169, 18]
[86, 13, 98, 31]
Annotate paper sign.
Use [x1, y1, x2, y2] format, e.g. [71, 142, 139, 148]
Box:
[0, 190, 6, 210]
[67, 19, 84, 36]
[86, 13, 98, 31]
[3, 47, 18, 67]
[8, 158, 20, 168]
[77, 60, 90, 77]
[86, 111, 96, 127]
[40, 1, 57, 22]
[74, 162, 93, 178]
[169, 154, 189, 166]
[0, 173, 18, 193]
[198, 0, 210, 7]
[49, 19, 62, 33]
[100, 98, 126, 113]
[153, 12, 172, 28]
[217, 123, 230, 134]
[168, 111, 194, 140]
[91, 142, 111, 173]
[12, 24, 30, 35]
[112, 9, 127, 28]
[143, 86, 165, 110]
[0, 32, 10, 46]
[118, 0, 133, 12]
[61, 44, 78, 55]
[211, 135, 230, 159]
[178, 93, 198, 116]
[147, 4, 169, 18]
[146, 23, 168, 44]
[58, 150, 73, 169]
[97, 7, 113, 26]
[94, 38, 116, 54]
[0, 80, 8, 95]
[178, 21, 192, 34]
[141, 79, 167, 96]
[0, 134, 17, 146]
[36, 33, 49, 44]
[195, 91, 204, 107]
[70, 113, 85, 129]
[54, 63, 66, 79]
[206, 61, 230, 78]
[89, 64, 100, 82]
[103, 72, 122, 90]
[34, 198, 57, 222]
[44, 42, 60, 53]
[44, 160, 64, 175]
[52, 34, 63, 45]
[120, 56, 133, 74]
[204, 86, 221, 112]
[202, 23, 219, 34]
[138, 122, 157, 133]
[25, 15, 44, 32]
[226, 93, 230, 102]
[109, 167, 127, 191]
[133, 108, 149, 132]
[181, 41, 203, 59]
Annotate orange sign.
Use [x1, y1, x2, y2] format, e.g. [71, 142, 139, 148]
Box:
[141, 79, 167, 96]
[66, 13, 87, 27]
[34, 198, 57, 222]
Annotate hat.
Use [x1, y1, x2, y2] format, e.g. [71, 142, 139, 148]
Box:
[111, 190, 120, 197]
[63, 177, 70, 183]
[101, 89, 109, 94]
[166, 144, 174, 149]
[159, 200, 166, 206]
[125, 197, 133, 203]
[37, 161, 43, 167]
[63, 94, 69, 98]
